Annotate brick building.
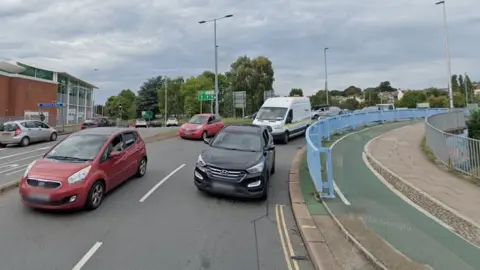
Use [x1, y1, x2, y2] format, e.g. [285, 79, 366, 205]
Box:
[0, 61, 97, 126]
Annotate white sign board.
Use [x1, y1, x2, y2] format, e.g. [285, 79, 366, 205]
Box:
[233, 91, 246, 109]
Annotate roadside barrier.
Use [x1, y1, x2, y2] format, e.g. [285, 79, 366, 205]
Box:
[305, 108, 449, 198]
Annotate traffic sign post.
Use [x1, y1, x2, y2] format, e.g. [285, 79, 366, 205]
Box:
[142, 111, 153, 120]
[38, 102, 64, 108]
[198, 90, 215, 101]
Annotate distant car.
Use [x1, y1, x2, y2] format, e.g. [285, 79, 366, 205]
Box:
[81, 117, 112, 129]
[0, 120, 57, 147]
[179, 114, 224, 140]
[194, 124, 275, 200]
[135, 119, 148, 128]
[19, 127, 148, 211]
[311, 106, 342, 120]
[166, 118, 179, 127]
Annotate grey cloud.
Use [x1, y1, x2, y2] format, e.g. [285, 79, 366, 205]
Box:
[1, 0, 479, 102]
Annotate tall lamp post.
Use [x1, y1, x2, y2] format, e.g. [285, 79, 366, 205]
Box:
[324, 47, 329, 105]
[464, 72, 469, 106]
[199, 14, 234, 116]
[435, 1, 454, 109]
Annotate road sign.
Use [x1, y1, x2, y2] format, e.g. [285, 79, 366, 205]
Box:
[198, 90, 215, 101]
[233, 91, 246, 109]
[38, 102, 64, 107]
[142, 111, 153, 119]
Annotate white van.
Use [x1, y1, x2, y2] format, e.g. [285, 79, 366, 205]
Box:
[252, 97, 311, 144]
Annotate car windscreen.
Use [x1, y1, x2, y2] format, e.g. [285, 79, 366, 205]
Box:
[210, 130, 262, 152]
[188, 115, 209, 124]
[0, 123, 18, 132]
[256, 107, 288, 121]
[45, 134, 108, 162]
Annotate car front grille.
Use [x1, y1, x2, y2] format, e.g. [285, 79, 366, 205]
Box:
[206, 166, 246, 181]
[27, 179, 61, 189]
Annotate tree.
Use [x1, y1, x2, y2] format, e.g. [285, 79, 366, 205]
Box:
[228, 56, 274, 114]
[137, 76, 163, 116]
[425, 87, 447, 97]
[453, 92, 466, 108]
[158, 77, 184, 117]
[342, 98, 360, 110]
[180, 75, 214, 116]
[343, 86, 362, 96]
[289, 88, 303, 96]
[397, 91, 427, 108]
[363, 87, 380, 105]
[428, 96, 449, 108]
[104, 89, 137, 119]
[465, 74, 474, 103]
[377, 81, 396, 92]
[451, 74, 459, 92]
[467, 109, 480, 140]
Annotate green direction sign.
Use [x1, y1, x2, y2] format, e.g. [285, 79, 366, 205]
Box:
[198, 90, 215, 101]
[142, 111, 153, 119]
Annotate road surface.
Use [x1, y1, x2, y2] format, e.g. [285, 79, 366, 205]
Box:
[0, 134, 313, 270]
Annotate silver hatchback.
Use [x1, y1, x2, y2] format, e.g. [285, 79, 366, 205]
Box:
[0, 120, 58, 147]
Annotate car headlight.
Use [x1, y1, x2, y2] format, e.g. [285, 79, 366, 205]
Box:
[23, 160, 37, 178]
[68, 165, 92, 184]
[247, 162, 264, 174]
[197, 155, 206, 167]
[272, 124, 282, 129]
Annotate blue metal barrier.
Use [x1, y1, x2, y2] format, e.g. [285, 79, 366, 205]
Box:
[305, 108, 449, 198]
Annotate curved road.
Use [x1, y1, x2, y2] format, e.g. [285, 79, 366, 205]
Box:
[0, 135, 313, 270]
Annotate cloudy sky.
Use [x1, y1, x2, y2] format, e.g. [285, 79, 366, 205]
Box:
[2, 0, 479, 103]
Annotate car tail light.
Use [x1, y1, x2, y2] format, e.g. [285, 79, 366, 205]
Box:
[14, 128, 21, 136]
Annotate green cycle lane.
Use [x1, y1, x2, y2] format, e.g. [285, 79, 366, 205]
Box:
[326, 121, 480, 270]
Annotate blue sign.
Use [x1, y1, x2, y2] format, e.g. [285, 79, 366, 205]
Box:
[38, 102, 64, 107]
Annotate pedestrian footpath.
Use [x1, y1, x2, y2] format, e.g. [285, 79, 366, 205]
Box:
[367, 123, 480, 234]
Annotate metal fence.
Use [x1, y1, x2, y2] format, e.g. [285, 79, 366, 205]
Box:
[306, 108, 449, 198]
[424, 109, 480, 178]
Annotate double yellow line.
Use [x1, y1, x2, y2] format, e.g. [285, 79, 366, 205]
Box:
[275, 204, 300, 270]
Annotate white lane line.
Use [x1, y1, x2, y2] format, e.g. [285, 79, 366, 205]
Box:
[333, 181, 351, 205]
[72, 242, 103, 270]
[6, 165, 29, 175]
[0, 147, 50, 160]
[139, 164, 186, 203]
[0, 154, 42, 166]
[0, 163, 28, 174]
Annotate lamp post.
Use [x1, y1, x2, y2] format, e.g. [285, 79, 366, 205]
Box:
[199, 14, 234, 116]
[435, 1, 454, 108]
[324, 47, 329, 105]
[465, 72, 469, 106]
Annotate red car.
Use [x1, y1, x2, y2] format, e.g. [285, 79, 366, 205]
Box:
[19, 127, 148, 211]
[179, 114, 225, 140]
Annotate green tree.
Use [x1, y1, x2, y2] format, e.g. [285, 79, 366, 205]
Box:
[181, 75, 214, 116]
[398, 91, 427, 108]
[137, 76, 163, 116]
[363, 87, 380, 105]
[158, 77, 184, 117]
[228, 56, 275, 114]
[289, 88, 303, 96]
[428, 96, 449, 108]
[341, 98, 360, 110]
[451, 74, 459, 92]
[377, 81, 396, 92]
[329, 90, 343, 96]
[453, 92, 466, 108]
[465, 74, 474, 103]
[425, 87, 447, 97]
[467, 109, 480, 140]
[343, 86, 362, 96]
[104, 89, 137, 120]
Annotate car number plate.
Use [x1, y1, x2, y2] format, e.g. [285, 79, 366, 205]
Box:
[212, 182, 234, 192]
[28, 193, 50, 201]
[2, 133, 10, 136]
[185, 131, 192, 135]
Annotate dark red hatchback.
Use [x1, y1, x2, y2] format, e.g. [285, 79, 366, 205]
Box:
[19, 127, 148, 211]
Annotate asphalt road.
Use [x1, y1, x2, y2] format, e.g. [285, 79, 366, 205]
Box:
[0, 127, 177, 186]
[0, 134, 313, 270]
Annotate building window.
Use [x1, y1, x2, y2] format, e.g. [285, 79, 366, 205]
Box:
[35, 69, 53, 80]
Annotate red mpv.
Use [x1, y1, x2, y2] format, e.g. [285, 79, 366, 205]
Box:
[19, 128, 148, 211]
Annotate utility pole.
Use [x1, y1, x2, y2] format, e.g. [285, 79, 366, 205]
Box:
[324, 47, 329, 105]
[465, 72, 469, 106]
[436, 1, 454, 108]
[164, 77, 168, 125]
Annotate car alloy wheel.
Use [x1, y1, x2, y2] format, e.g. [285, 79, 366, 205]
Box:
[202, 131, 208, 140]
[86, 181, 105, 210]
[21, 137, 30, 147]
[137, 157, 147, 177]
[50, 133, 57, 141]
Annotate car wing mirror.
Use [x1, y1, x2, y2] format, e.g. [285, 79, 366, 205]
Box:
[109, 151, 122, 158]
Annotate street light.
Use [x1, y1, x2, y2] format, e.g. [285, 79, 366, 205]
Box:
[199, 14, 234, 116]
[324, 47, 329, 105]
[465, 72, 469, 106]
[435, 0, 454, 109]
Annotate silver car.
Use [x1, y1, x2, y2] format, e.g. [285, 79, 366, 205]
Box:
[0, 120, 58, 147]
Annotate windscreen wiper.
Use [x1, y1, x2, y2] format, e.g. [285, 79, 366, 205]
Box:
[46, 156, 91, 162]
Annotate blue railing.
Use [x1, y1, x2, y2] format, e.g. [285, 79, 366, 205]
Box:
[305, 108, 449, 198]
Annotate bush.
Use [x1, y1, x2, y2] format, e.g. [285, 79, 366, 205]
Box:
[467, 109, 480, 140]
